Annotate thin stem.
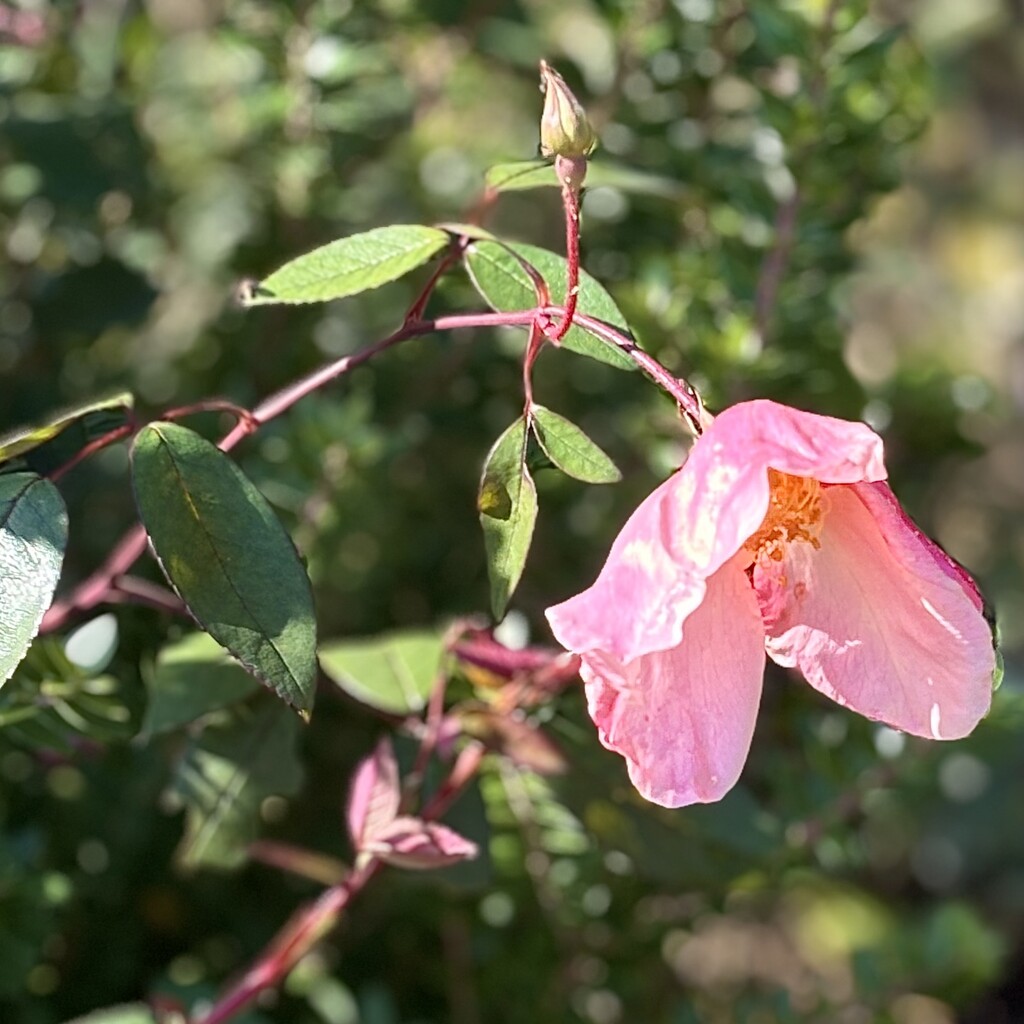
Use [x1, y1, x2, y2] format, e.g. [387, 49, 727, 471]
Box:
[48, 424, 134, 484]
[192, 861, 380, 1024]
[108, 575, 186, 617]
[549, 183, 581, 344]
[41, 305, 704, 635]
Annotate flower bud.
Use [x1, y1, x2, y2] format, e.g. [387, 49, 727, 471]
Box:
[539, 60, 597, 161]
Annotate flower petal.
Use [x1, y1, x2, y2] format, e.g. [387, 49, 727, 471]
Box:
[663, 400, 888, 571]
[548, 400, 887, 664]
[580, 555, 766, 807]
[761, 482, 995, 739]
[546, 474, 706, 662]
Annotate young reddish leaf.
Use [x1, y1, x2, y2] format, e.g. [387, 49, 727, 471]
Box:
[131, 422, 317, 714]
[347, 736, 400, 850]
[464, 239, 634, 370]
[478, 418, 538, 619]
[241, 225, 450, 306]
[367, 816, 479, 870]
[531, 405, 621, 484]
[460, 709, 568, 776]
[0, 472, 68, 686]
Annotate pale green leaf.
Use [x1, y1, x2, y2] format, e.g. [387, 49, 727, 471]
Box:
[478, 418, 538, 618]
[464, 240, 635, 370]
[531, 405, 621, 484]
[241, 224, 450, 305]
[0, 473, 68, 686]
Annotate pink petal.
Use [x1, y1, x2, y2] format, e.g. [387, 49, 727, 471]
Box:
[548, 401, 887, 665]
[547, 474, 708, 662]
[760, 482, 995, 739]
[368, 816, 479, 870]
[346, 737, 400, 849]
[580, 555, 766, 807]
[662, 400, 888, 574]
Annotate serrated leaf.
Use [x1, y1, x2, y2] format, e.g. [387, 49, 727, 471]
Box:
[142, 631, 260, 735]
[0, 392, 133, 469]
[168, 697, 303, 871]
[0, 473, 68, 686]
[478, 418, 537, 619]
[464, 240, 635, 370]
[531, 405, 621, 484]
[319, 628, 443, 715]
[485, 159, 684, 199]
[241, 224, 450, 305]
[131, 423, 317, 714]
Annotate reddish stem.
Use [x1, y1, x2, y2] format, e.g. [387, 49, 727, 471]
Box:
[191, 860, 380, 1024]
[41, 306, 703, 635]
[548, 183, 581, 344]
[48, 424, 134, 484]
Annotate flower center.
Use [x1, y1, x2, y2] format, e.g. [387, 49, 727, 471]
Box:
[744, 469, 824, 563]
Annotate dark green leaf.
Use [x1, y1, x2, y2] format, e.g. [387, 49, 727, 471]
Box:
[241, 225, 450, 305]
[484, 159, 684, 199]
[319, 628, 444, 714]
[131, 422, 317, 714]
[0, 472, 68, 686]
[0, 392, 133, 468]
[464, 240, 635, 370]
[477, 418, 537, 619]
[167, 696, 303, 871]
[531, 405, 621, 484]
[143, 631, 261, 735]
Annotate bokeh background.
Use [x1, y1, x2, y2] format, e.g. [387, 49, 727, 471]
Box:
[2, 0, 1023, 1022]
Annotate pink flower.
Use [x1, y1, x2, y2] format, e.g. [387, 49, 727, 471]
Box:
[546, 400, 996, 808]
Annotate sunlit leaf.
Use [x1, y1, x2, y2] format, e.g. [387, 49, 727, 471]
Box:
[167, 696, 303, 871]
[0, 472, 67, 686]
[131, 423, 317, 714]
[0, 392, 133, 469]
[531, 405, 621, 484]
[478, 418, 537, 619]
[241, 224, 450, 305]
[464, 240, 635, 370]
[142, 631, 260, 735]
[320, 628, 444, 715]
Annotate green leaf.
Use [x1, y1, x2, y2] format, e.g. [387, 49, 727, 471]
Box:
[131, 423, 317, 714]
[464, 240, 635, 370]
[0, 637, 134, 751]
[0, 391, 133, 468]
[0, 473, 68, 686]
[484, 159, 684, 199]
[319, 628, 444, 715]
[143, 631, 261, 735]
[531, 405, 621, 484]
[167, 696, 303, 871]
[477, 418, 537, 619]
[241, 224, 450, 305]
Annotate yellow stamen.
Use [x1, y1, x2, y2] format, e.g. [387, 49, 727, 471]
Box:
[745, 469, 824, 563]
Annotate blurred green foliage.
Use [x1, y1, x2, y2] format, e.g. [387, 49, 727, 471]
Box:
[2, 0, 1023, 1022]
